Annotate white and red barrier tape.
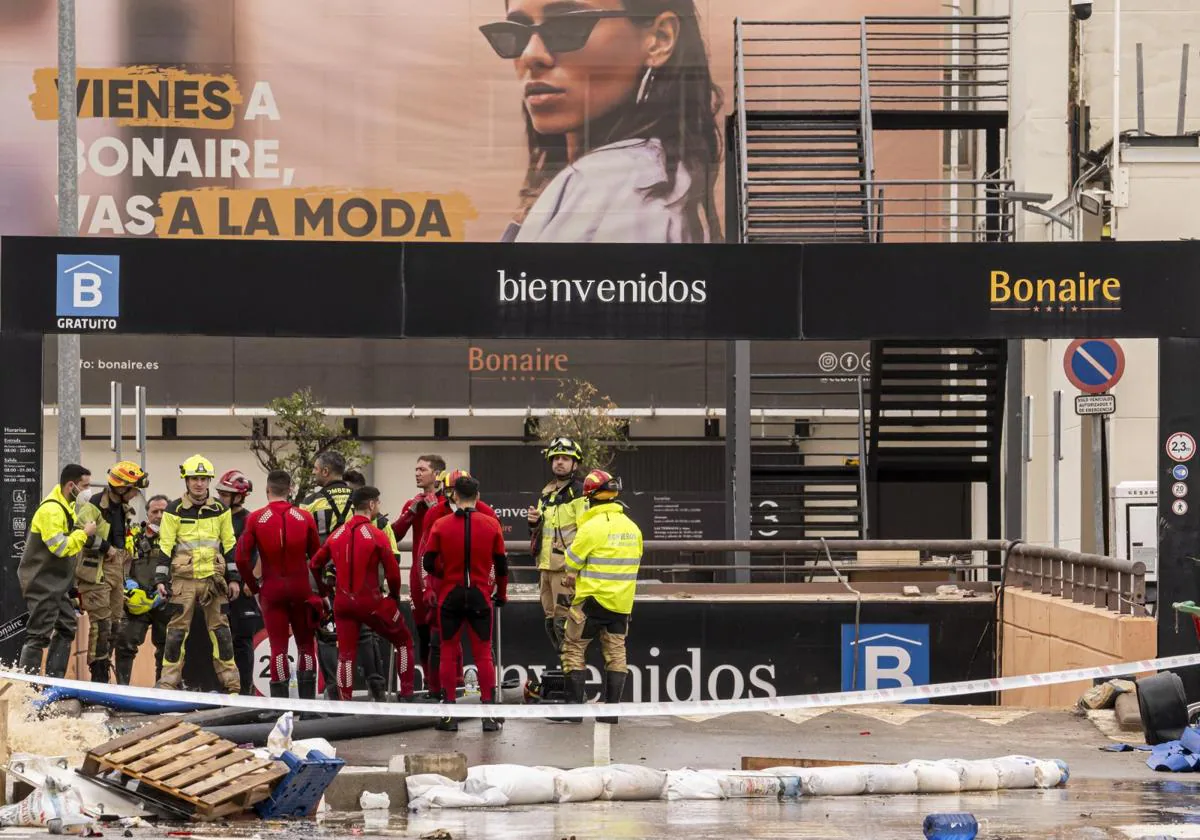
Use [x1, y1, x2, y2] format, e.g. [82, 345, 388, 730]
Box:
[0, 653, 1196, 720]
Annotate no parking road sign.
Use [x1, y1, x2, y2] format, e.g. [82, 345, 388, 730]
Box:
[1064, 338, 1126, 395]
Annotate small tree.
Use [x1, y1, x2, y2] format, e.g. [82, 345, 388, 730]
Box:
[248, 388, 369, 502]
[539, 379, 634, 472]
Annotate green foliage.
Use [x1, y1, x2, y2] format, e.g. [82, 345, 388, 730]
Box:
[539, 379, 634, 472]
[248, 388, 369, 502]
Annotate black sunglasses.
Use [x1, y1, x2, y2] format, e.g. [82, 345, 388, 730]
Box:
[480, 11, 639, 60]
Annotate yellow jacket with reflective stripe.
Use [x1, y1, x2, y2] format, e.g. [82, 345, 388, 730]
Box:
[25, 485, 88, 561]
[74, 487, 136, 584]
[156, 495, 237, 581]
[302, 482, 355, 544]
[533, 478, 587, 571]
[564, 501, 643, 615]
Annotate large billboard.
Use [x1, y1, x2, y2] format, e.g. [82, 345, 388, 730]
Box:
[0, 0, 910, 407]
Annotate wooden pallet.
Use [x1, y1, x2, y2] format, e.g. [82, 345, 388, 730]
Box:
[80, 718, 289, 821]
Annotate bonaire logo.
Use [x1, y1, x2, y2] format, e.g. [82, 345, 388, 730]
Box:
[989, 269, 1122, 314]
[56, 254, 120, 330]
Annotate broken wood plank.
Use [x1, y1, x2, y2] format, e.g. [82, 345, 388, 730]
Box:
[81, 718, 182, 775]
[740, 756, 894, 771]
[106, 723, 198, 765]
[199, 763, 288, 808]
[144, 742, 235, 783]
[160, 751, 248, 789]
[126, 732, 220, 774]
[182, 758, 272, 797]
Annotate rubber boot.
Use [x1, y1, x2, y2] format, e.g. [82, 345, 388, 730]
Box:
[296, 671, 317, 701]
[549, 671, 585, 724]
[44, 636, 72, 679]
[17, 643, 45, 675]
[482, 699, 502, 733]
[114, 654, 134, 686]
[269, 680, 290, 699]
[597, 671, 627, 725]
[435, 692, 458, 732]
[544, 618, 562, 657]
[89, 660, 111, 684]
[367, 676, 388, 704]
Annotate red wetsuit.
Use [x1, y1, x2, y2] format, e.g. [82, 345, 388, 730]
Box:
[422, 507, 508, 703]
[417, 498, 498, 695]
[310, 514, 415, 699]
[236, 501, 321, 685]
[391, 490, 440, 625]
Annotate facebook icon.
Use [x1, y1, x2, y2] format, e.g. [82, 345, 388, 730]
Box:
[56, 255, 120, 317]
[841, 623, 931, 703]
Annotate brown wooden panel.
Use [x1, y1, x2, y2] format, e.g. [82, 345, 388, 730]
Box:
[200, 764, 288, 808]
[182, 758, 272, 797]
[145, 742, 236, 782]
[127, 732, 220, 774]
[106, 723, 198, 765]
[160, 751, 248, 789]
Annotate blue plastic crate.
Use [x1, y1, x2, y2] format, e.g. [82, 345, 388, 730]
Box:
[255, 750, 345, 819]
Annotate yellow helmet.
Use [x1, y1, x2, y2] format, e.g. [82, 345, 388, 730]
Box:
[108, 460, 149, 489]
[180, 454, 215, 479]
[124, 587, 156, 615]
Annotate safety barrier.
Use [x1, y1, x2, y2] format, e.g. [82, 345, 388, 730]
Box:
[1, 651, 1195, 719]
[1003, 543, 1147, 616]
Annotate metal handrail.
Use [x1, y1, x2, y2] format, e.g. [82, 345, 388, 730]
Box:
[734, 17, 750, 244]
[858, 17, 877, 243]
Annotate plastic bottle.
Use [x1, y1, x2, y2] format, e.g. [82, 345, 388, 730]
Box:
[923, 813, 979, 840]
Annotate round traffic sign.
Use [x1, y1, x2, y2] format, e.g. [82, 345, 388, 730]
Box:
[1174, 464, 1190, 481]
[1168, 432, 1197, 463]
[1173, 482, 1189, 498]
[1174, 499, 1190, 516]
[1063, 338, 1126, 395]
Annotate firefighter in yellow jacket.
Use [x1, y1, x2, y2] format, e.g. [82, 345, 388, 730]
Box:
[152, 454, 242, 693]
[527, 437, 588, 657]
[74, 461, 148, 683]
[17, 464, 96, 677]
[561, 469, 643, 725]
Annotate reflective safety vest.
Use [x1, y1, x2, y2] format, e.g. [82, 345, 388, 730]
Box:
[564, 501, 643, 615]
[19, 485, 88, 583]
[302, 481, 355, 544]
[532, 478, 587, 572]
[157, 496, 237, 581]
[74, 487, 135, 584]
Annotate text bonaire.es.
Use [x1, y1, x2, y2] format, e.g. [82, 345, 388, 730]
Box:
[498, 270, 708, 305]
[989, 269, 1121, 305]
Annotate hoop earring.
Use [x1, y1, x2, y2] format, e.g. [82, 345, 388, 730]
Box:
[636, 66, 655, 105]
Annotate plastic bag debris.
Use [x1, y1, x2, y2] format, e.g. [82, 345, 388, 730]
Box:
[406, 774, 460, 801]
[0, 777, 94, 834]
[266, 712, 295, 758]
[358, 791, 391, 810]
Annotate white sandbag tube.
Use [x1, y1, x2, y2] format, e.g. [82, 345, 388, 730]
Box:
[602, 765, 668, 801]
[406, 774, 461, 801]
[714, 772, 790, 799]
[664, 769, 725, 801]
[904, 760, 961, 794]
[936, 759, 1000, 791]
[555, 767, 607, 803]
[865, 765, 919, 795]
[467, 764, 558, 805]
[800, 766, 869, 797]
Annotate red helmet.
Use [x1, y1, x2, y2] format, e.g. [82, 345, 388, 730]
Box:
[442, 469, 471, 492]
[583, 469, 622, 501]
[215, 469, 253, 496]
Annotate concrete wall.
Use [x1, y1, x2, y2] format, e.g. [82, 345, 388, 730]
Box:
[1000, 588, 1155, 707]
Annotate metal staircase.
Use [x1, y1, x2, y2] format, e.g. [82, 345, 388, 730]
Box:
[867, 341, 1007, 484]
[743, 113, 871, 243]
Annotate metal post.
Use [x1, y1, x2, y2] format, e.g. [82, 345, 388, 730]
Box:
[1111, 0, 1124, 235]
[1004, 342, 1024, 540]
[134, 386, 147, 467]
[1136, 43, 1145, 136]
[1090, 415, 1105, 554]
[110, 381, 122, 460]
[731, 341, 752, 583]
[1179, 44, 1191, 135]
[1053, 390, 1062, 548]
[855, 374, 870, 538]
[56, 0, 81, 470]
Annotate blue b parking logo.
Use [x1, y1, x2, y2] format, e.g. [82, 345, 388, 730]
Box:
[56, 255, 120, 317]
[841, 624, 931, 703]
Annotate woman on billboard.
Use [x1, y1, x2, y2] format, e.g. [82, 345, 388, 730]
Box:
[481, 0, 722, 244]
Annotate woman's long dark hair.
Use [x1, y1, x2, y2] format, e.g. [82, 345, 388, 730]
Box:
[516, 0, 723, 240]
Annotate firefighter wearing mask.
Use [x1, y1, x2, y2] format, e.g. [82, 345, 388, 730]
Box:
[216, 469, 262, 695]
[560, 469, 642, 725]
[115, 494, 169, 685]
[17, 464, 96, 677]
[527, 437, 587, 657]
[153, 454, 242, 694]
[73, 461, 148, 683]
